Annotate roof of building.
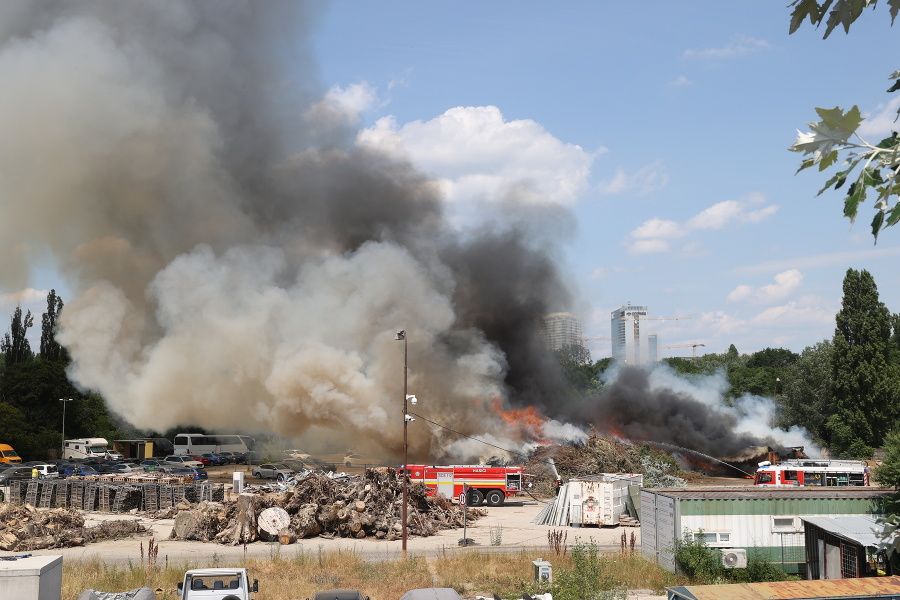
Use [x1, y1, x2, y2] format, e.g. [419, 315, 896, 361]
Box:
[648, 486, 891, 500]
[801, 515, 883, 548]
[667, 575, 900, 600]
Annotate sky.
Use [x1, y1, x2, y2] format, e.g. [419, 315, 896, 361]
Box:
[305, 2, 900, 359]
[1, 1, 899, 364]
[1, 1, 895, 459]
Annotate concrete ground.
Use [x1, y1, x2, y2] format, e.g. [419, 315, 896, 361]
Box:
[28, 497, 634, 563]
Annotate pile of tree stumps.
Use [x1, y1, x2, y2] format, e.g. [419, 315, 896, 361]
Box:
[0, 502, 145, 551]
[169, 468, 485, 545]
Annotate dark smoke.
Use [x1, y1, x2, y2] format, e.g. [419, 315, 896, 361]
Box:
[0, 1, 575, 459]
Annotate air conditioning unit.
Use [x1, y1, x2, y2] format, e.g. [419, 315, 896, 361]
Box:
[721, 548, 747, 569]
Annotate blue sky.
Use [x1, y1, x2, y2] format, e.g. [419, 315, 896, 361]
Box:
[2, 2, 899, 361]
[306, 2, 900, 358]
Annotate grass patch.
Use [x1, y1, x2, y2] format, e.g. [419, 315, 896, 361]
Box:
[61, 543, 691, 600]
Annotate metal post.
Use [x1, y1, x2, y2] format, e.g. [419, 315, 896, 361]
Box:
[396, 330, 409, 557]
[59, 398, 74, 458]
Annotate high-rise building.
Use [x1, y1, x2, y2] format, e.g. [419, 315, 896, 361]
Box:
[611, 303, 650, 365]
[542, 312, 582, 351]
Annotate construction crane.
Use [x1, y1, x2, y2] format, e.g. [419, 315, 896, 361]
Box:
[662, 343, 706, 358]
[617, 314, 691, 364]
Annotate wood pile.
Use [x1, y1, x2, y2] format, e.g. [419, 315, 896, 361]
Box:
[170, 468, 485, 545]
[0, 503, 146, 551]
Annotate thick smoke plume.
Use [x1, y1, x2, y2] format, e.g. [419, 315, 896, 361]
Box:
[550, 364, 815, 463]
[0, 2, 811, 467]
[0, 1, 576, 460]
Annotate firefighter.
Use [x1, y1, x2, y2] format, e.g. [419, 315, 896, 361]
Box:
[31, 466, 39, 479]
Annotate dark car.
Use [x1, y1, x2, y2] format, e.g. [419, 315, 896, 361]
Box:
[0, 466, 39, 484]
[60, 465, 99, 477]
[201, 453, 229, 466]
[163, 466, 208, 481]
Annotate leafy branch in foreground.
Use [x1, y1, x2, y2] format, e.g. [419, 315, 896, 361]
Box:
[790, 99, 900, 240]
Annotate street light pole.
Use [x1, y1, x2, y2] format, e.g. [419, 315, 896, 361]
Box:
[59, 398, 74, 458]
[395, 329, 408, 557]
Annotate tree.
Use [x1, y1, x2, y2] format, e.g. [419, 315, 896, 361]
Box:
[39, 289, 66, 363]
[827, 268, 895, 457]
[1, 306, 34, 366]
[875, 429, 900, 489]
[788, 1, 900, 240]
[778, 340, 834, 443]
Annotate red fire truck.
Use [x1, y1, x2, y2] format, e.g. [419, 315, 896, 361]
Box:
[403, 464, 524, 506]
[754, 459, 871, 487]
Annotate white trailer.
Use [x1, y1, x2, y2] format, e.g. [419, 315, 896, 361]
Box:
[568, 473, 643, 526]
[63, 438, 117, 460]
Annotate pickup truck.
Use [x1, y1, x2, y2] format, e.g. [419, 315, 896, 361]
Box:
[177, 568, 258, 600]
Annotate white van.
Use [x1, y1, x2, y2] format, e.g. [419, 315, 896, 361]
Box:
[64, 438, 112, 460]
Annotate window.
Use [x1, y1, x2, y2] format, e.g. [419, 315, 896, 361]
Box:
[772, 516, 798, 531]
[783, 470, 798, 481]
[693, 531, 732, 546]
[757, 472, 773, 484]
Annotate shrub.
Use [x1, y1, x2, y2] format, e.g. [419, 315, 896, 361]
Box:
[673, 531, 723, 584]
[552, 538, 626, 600]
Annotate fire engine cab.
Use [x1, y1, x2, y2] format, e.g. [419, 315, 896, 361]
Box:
[403, 464, 524, 506]
[754, 459, 871, 487]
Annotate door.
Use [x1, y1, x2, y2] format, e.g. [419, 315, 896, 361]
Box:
[436, 472, 454, 498]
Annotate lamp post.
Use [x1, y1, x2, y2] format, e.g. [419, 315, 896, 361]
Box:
[59, 398, 74, 458]
[394, 329, 409, 557]
[772, 378, 781, 428]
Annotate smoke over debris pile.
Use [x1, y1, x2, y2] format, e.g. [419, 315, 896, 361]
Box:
[0, 1, 576, 458]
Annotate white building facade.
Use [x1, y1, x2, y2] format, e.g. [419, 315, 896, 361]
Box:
[611, 303, 649, 365]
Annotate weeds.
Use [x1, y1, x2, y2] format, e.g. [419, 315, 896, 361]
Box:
[489, 525, 503, 546]
[548, 529, 568, 556]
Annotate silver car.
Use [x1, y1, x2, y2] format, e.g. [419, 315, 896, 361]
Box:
[251, 463, 294, 481]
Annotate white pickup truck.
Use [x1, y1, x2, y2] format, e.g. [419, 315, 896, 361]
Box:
[177, 568, 259, 600]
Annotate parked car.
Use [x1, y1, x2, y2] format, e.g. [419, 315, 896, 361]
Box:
[297, 454, 337, 472]
[140, 458, 166, 471]
[251, 463, 294, 481]
[0, 466, 40, 484]
[164, 455, 204, 469]
[201, 453, 229, 466]
[103, 463, 143, 474]
[188, 454, 212, 466]
[162, 466, 208, 481]
[217, 451, 243, 464]
[343, 452, 376, 468]
[60, 465, 100, 477]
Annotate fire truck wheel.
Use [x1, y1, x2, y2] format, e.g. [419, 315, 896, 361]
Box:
[467, 489, 484, 507]
[485, 490, 505, 506]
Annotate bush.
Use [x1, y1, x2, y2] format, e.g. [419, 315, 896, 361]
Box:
[673, 531, 723, 584]
[552, 538, 626, 600]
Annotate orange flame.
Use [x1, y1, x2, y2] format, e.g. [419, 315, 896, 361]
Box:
[491, 398, 548, 442]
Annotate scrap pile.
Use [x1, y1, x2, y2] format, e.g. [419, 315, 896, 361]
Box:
[0, 503, 145, 551]
[170, 468, 485, 545]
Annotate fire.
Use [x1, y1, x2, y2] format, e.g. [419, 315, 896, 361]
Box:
[492, 398, 548, 441]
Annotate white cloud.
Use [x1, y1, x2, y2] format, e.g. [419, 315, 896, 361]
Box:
[727, 269, 803, 304]
[683, 34, 770, 60]
[596, 160, 669, 195]
[858, 96, 900, 138]
[749, 298, 836, 328]
[670, 75, 691, 87]
[357, 105, 596, 206]
[626, 193, 778, 255]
